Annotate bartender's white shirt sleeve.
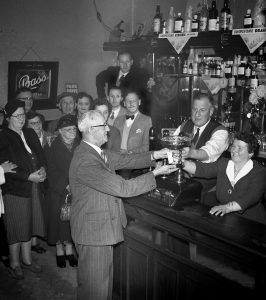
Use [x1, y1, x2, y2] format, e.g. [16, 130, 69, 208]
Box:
[0, 166, 5, 185]
[200, 129, 229, 163]
[0, 166, 5, 216]
[173, 126, 181, 135]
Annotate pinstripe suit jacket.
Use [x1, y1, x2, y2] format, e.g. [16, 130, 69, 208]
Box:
[69, 141, 156, 246]
[113, 112, 152, 153]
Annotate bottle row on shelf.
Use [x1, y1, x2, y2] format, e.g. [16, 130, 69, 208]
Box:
[153, 0, 262, 36]
[156, 47, 265, 90]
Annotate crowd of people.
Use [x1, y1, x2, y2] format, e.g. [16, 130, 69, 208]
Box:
[0, 51, 265, 300]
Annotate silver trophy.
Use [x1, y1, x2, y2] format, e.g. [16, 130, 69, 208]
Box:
[160, 135, 191, 184]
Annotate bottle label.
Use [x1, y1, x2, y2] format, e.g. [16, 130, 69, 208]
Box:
[153, 18, 161, 33]
[175, 20, 183, 32]
[208, 19, 217, 31]
[192, 22, 198, 30]
[245, 68, 251, 77]
[229, 77, 235, 87]
[200, 17, 207, 31]
[238, 67, 245, 75]
[244, 17, 252, 25]
[224, 67, 231, 74]
[250, 78, 258, 89]
[220, 12, 228, 29]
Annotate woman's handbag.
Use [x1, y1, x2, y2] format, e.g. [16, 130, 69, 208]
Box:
[60, 193, 72, 221]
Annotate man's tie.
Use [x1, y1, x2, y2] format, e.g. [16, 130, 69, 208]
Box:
[110, 111, 115, 120]
[126, 115, 134, 120]
[100, 150, 107, 163]
[116, 75, 125, 87]
[192, 127, 200, 145]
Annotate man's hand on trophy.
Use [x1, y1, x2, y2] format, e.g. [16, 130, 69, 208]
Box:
[153, 148, 171, 160]
[152, 164, 177, 177]
[181, 147, 190, 159]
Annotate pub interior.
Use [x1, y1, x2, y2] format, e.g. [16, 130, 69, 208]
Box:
[0, 0, 266, 300]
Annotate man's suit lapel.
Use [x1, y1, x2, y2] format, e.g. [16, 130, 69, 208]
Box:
[128, 113, 143, 138]
[81, 141, 112, 171]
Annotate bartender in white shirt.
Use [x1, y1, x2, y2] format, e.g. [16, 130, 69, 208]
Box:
[174, 93, 229, 163]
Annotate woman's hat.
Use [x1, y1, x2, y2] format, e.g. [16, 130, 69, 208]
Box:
[57, 114, 77, 130]
[4, 100, 25, 118]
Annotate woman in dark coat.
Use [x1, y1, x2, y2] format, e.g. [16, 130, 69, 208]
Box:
[44, 114, 80, 268]
[183, 132, 266, 224]
[0, 101, 47, 280]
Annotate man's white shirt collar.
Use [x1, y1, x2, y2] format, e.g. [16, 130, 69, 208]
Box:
[83, 141, 102, 156]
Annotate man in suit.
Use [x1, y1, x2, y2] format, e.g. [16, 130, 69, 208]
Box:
[69, 110, 177, 300]
[107, 86, 127, 126]
[94, 97, 121, 151]
[114, 90, 152, 154]
[96, 51, 152, 115]
[113, 90, 152, 178]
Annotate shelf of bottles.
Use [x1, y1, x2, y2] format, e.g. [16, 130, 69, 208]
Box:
[152, 0, 265, 140]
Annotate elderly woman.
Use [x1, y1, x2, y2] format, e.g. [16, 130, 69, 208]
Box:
[183, 132, 266, 224]
[0, 101, 47, 279]
[26, 111, 54, 148]
[47, 92, 76, 134]
[75, 92, 94, 119]
[44, 114, 80, 268]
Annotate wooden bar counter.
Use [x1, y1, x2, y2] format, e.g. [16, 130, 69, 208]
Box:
[113, 177, 266, 300]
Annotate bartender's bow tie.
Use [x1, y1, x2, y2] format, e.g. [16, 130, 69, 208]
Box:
[126, 115, 134, 120]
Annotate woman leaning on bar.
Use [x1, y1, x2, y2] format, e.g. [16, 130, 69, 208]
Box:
[0, 100, 47, 279]
[183, 132, 266, 224]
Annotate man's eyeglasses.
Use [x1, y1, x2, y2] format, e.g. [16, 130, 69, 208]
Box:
[17, 97, 33, 101]
[11, 113, 26, 119]
[91, 122, 108, 128]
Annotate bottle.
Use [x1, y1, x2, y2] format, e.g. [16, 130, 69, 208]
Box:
[224, 59, 232, 78]
[250, 72, 258, 90]
[193, 53, 199, 75]
[174, 12, 184, 33]
[216, 17, 220, 31]
[187, 48, 195, 66]
[200, 0, 208, 32]
[220, 0, 230, 31]
[244, 9, 253, 28]
[153, 5, 162, 35]
[184, 6, 193, 32]
[237, 60, 246, 80]
[198, 52, 205, 75]
[149, 127, 156, 151]
[183, 60, 188, 74]
[166, 7, 175, 33]
[188, 62, 193, 74]
[192, 14, 199, 32]
[245, 62, 251, 79]
[216, 61, 221, 77]
[208, 1, 218, 31]
[257, 47, 264, 69]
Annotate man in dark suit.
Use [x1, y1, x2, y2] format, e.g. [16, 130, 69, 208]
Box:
[96, 51, 152, 115]
[69, 110, 177, 300]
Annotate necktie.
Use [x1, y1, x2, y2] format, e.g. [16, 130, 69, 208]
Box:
[116, 75, 125, 87]
[110, 111, 115, 120]
[192, 127, 200, 145]
[100, 150, 107, 163]
[126, 115, 134, 120]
